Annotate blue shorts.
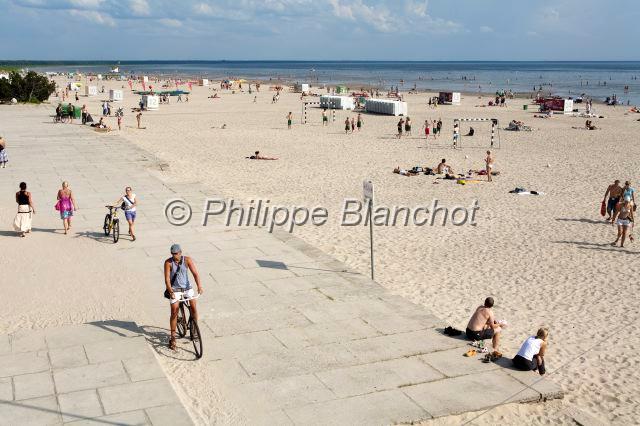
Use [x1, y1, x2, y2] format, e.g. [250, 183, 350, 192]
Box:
[125, 210, 137, 222]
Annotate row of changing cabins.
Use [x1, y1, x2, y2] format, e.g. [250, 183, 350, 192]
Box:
[69, 79, 578, 116]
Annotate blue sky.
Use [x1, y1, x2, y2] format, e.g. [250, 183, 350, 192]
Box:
[0, 0, 638, 60]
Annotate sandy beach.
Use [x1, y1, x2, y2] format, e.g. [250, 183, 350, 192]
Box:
[3, 76, 640, 424]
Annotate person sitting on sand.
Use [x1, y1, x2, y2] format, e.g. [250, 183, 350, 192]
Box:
[513, 328, 549, 375]
[436, 159, 454, 175]
[466, 297, 505, 353]
[90, 117, 111, 130]
[585, 120, 597, 130]
[248, 151, 278, 160]
[393, 167, 417, 176]
[465, 127, 475, 136]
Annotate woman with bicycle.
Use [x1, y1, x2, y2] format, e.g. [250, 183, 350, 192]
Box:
[113, 187, 137, 241]
[164, 244, 203, 351]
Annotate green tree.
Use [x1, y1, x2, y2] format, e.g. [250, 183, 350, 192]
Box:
[0, 71, 56, 103]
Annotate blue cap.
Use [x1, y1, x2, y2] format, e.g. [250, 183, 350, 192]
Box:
[170, 244, 181, 254]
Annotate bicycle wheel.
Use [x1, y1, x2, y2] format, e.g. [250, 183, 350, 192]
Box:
[190, 319, 203, 359]
[103, 214, 111, 236]
[112, 219, 120, 243]
[176, 304, 187, 338]
[61, 115, 69, 124]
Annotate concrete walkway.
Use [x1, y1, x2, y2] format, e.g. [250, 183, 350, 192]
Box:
[0, 105, 562, 425]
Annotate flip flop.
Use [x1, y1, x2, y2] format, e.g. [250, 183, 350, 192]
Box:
[168, 337, 177, 351]
[464, 349, 477, 357]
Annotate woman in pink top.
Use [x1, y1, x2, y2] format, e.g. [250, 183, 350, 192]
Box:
[56, 181, 78, 234]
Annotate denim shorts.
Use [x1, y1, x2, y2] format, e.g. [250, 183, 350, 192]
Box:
[125, 210, 137, 222]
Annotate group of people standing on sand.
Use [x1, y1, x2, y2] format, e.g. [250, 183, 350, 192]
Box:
[463, 297, 550, 375]
[603, 180, 636, 247]
[344, 113, 364, 134]
[422, 119, 443, 139]
[11, 180, 138, 240]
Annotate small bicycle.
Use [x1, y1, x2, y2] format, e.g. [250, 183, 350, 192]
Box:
[103, 205, 120, 243]
[53, 113, 69, 124]
[175, 292, 203, 359]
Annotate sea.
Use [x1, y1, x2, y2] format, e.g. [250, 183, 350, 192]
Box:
[24, 61, 640, 105]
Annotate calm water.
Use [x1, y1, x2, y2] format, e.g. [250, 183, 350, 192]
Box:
[28, 61, 640, 105]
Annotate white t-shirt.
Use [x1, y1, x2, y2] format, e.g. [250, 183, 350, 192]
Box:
[123, 193, 136, 212]
[516, 336, 542, 361]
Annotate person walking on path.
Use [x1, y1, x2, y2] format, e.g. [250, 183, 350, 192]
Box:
[404, 116, 412, 136]
[345, 118, 350, 135]
[113, 186, 138, 241]
[56, 181, 77, 235]
[136, 112, 142, 129]
[356, 113, 363, 131]
[0, 136, 7, 168]
[164, 244, 203, 351]
[14, 182, 35, 237]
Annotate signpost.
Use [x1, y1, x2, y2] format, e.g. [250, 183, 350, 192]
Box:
[363, 180, 375, 280]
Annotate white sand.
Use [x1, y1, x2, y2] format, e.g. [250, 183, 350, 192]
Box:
[22, 78, 640, 423]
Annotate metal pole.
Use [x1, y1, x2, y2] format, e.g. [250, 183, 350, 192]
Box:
[368, 198, 374, 280]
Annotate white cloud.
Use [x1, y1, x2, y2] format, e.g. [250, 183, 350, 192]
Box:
[543, 7, 560, 21]
[405, 0, 428, 17]
[70, 9, 116, 26]
[479, 25, 493, 33]
[130, 0, 150, 16]
[159, 18, 182, 27]
[69, 0, 104, 7]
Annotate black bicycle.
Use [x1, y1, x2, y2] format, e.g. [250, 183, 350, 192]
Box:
[175, 292, 203, 359]
[102, 205, 120, 243]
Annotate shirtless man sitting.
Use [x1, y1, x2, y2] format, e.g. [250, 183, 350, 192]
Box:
[436, 159, 454, 175]
[466, 297, 504, 352]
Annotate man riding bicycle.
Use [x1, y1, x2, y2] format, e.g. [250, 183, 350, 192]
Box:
[164, 244, 203, 350]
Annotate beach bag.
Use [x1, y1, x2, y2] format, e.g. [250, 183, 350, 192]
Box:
[54, 200, 60, 211]
[600, 201, 606, 217]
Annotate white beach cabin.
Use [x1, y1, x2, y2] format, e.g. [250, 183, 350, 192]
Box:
[365, 98, 408, 116]
[142, 76, 149, 83]
[294, 83, 310, 94]
[109, 89, 123, 102]
[320, 95, 354, 110]
[85, 85, 98, 97]
[142, 95, 159, 111]
[199, 79, 209, 86]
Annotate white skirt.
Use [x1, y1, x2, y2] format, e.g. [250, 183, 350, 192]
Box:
[13, 205, 32, 232]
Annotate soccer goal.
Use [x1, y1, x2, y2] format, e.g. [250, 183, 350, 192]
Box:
[453, 118, 500, 149]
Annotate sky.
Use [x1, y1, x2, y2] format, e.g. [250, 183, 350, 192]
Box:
[0, 0, 638, 61]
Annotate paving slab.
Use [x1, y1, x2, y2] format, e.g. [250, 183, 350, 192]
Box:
[0, 351, 50, 378]
[0, 395, 62, 426]
[285, 389, 428, 425]
[13, 371, 55, 401]
[145, 404, 194, 426]
[53, 360, 130, 394]
[49, 346, 90, 370]
[98, 378, 181, 415]
[228, 374, 336, 412]
[0, 377, 14, 400]
[316, 357, 444, 398]
[57, 389, 104, 423]
[83, 336, 153, 364]
[204, 308, 311, 337]
[402, 370, 541, 418]
[419, 347, 502, 378]
[270, 318, 380, 349]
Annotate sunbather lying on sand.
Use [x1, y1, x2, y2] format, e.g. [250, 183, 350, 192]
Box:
[393, 167, 418, 176]
[248, 151, 278, 160]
